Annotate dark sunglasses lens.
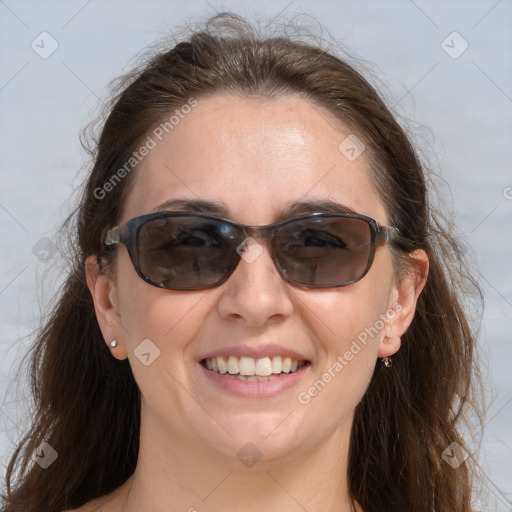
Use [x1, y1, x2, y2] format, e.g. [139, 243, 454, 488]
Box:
[137, 216, 240, 289]
[275, 216, 373, 286]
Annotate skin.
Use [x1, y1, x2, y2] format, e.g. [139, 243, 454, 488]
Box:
[77, 94, 428, 512]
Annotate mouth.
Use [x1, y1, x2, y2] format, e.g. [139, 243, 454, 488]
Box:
[201, 355, 309, 382]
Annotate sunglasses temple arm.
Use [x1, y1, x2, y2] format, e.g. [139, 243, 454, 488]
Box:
[105, 226, 122, 246]
[378, 226, 401, 245]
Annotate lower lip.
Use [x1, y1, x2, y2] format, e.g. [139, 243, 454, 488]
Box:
[199, 363, 309, 398]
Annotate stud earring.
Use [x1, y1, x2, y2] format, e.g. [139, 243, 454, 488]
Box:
[109, 340, 118, 348]
[384, 336, 392, 344]
[382, 356, 392, 368]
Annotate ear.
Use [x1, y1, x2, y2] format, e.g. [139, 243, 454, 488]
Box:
[86, 255, 128, 360]
[378, 249, 429, 358]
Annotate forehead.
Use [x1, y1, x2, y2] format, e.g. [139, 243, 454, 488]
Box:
[123, 94, 388, 225]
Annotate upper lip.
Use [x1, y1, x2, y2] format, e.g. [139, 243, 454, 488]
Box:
[200, 343, 310, 361]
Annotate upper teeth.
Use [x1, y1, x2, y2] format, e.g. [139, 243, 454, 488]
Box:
[203, 355, 303, 376]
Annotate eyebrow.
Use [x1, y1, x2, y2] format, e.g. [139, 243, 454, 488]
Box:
[153, 198, 357, 220]
[154, 198, 228, 216]
[280, 200, 357, 219]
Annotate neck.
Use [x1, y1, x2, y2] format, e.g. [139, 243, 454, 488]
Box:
[114, 408, 359, 512]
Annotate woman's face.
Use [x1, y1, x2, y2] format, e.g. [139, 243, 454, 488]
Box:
[98, 94, 410, 468]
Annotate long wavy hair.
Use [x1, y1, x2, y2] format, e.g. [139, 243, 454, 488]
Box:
[1, 13, 483, 512]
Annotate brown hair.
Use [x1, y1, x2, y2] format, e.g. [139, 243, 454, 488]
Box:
[1, 13, 483, 512]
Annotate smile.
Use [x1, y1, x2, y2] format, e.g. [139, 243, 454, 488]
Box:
[201, 355, 308, 381]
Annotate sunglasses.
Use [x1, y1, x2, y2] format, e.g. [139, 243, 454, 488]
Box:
[104, 211, 399, 290]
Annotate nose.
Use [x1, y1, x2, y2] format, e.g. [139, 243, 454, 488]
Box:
[216, 237, 294, 328]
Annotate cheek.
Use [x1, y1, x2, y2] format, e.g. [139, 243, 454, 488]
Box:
[302, 253, 394, 351]
[119, 290, 202, 341]
[300, 287, 385, 383]
[292, 297, 383, 437]
[115, 276, 214, 425]
[295, 254, 393, 412]
[114, 252, 208, 370]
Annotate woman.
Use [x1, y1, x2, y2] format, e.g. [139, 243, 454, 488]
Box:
[1, 13, 483, 512]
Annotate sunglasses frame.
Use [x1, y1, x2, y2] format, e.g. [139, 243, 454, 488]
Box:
[104, 211, 400, 290]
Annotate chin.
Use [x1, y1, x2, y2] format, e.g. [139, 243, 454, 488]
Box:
[203, 412, 310, 466]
